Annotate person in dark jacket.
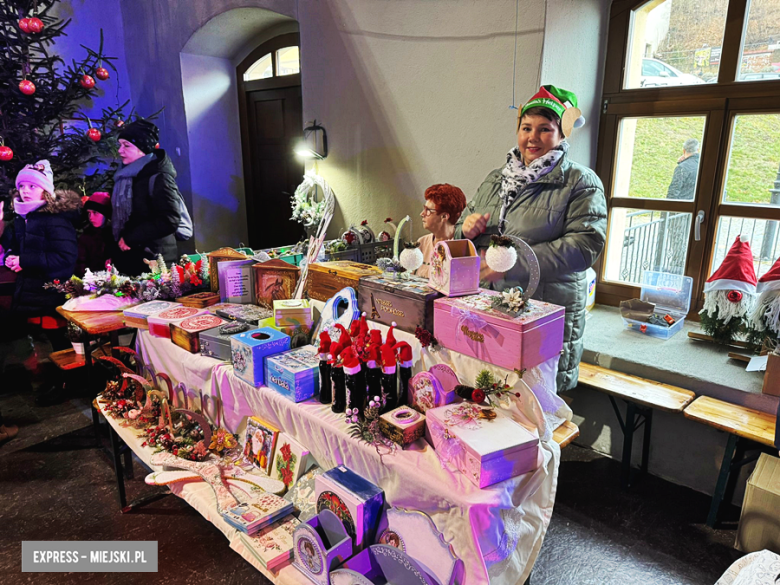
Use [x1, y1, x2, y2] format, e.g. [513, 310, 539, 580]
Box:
[666, 138, 700, 200]
[456, 86, 607, 392]
[0, 160, 81, 411]
[76, 191, 115, 276]
[112, 118, 181, 276]
[0, 160, 80, 316]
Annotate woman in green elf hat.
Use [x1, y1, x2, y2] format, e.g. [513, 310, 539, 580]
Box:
[455, 85, 607, 392]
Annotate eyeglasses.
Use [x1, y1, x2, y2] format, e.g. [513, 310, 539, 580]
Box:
[421, 206, 439, 217]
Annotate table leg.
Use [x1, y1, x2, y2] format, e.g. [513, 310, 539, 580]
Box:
[621, 401, 637, 491]
[707, 433, 739, 528]
[108, 423, 127, 510]
[640, 408, 653, 475]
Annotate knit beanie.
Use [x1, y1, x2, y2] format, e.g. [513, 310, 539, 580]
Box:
[16, 159, 54, 195]
[84, 191, 112, 219]
[118, 119, 160, 154]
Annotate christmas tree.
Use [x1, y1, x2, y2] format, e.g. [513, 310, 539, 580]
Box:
[0, 0, 131, 199]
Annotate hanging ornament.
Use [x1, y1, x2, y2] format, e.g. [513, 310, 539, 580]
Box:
[87, 128, 101, 142]
[115, 118, 125, 128]
[19, 79, 35, 95]
[485, 235, 518, 273]
[399, 242, 423, 272]
[0, 138, 13, 162]
[378, 217, 396, 242]
[27, 17, 43, 33]
[18, 18, 30, 32]
[95, 67, 110, 81]
[80, 74, 96, 89]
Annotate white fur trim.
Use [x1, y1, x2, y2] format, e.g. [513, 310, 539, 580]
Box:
[344, 363, 362, 376]
[703, 278, 757, 294]
[757, 280, 780, 294]
[574, 116, 586, 129]
[740, 234, 749, 243]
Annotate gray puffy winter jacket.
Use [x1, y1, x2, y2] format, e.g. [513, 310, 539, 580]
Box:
[454, 153, 607, 391]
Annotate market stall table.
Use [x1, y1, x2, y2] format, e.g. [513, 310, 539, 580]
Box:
[131, 325, 565, 583]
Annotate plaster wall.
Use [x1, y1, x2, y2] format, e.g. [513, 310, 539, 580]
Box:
[180, 53, 249, 253]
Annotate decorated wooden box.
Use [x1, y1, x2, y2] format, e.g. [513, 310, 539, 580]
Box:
[428, 239, 480, 297]
[293, 509, 353, 585]
[378, 406, 426, 446]
[357, 274, 440, 334]
[207, 247, 251, 293]
[147, 306, 208, 339]
[252, 259, 301, 308]
[425, 403, 540, 488]
[170, 314, 226, 353]
[215, 303, 273, 326]
[230, 327, 291, 387]
[274, 299, 313, 327]
[433, 290, 565, 371]
[175, 291, 221, 308]
[305, 261, 382, 302]
[408, 370, 457, 414]
[315, 465, 384, 550]
[123, 300, 181, 329]
[264, 345, 320, 402]
[200, 322, 258, 361]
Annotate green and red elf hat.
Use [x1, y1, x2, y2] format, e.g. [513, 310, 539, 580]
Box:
[517, 85, 585, 137]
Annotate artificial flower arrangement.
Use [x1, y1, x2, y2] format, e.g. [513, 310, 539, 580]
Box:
[414, 326, 438, 350]
[140, 418, 210, 462]
[290, 179, 327, 228]
[454, 369, 525, 408]
[491, 286, 527, 315]
[45, 255, 210, 303]
[344, 394, 396, 459]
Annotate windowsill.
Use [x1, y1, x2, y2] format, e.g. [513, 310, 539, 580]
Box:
[581, 305, 777, 414]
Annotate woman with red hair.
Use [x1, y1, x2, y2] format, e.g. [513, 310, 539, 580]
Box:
[414, 183, 467, 278]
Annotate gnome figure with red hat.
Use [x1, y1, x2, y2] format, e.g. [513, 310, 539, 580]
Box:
[749, 256, 780, 346]
[699, 235, 758, 344]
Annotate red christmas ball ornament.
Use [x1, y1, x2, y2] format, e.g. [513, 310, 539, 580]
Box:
[19, 79, 35, 95]
[0, 146, 13, 161]
[95, 67, 109, 81]
[27, 17, 44, 33]
[80, 74, 95, 89]
[115, 118, 124, 128]
[18, 18, 30, 32]
[727, 290, 743, 303]
[87, 128, 102, 142]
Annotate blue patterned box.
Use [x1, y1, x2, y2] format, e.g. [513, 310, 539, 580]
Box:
[264, 345, 320, 402]
[315, 466, 384, 551]
[231, 327, 290, 387]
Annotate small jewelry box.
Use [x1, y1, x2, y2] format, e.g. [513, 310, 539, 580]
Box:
[147, 306, 207, 339]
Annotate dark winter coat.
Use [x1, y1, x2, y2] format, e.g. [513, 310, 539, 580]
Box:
[113, 149, 180, 276]
[0, 190, 81, 315]
[455, 154, 607, 392]
[76, 222, 115, 276]
[666, 153, 700, 200]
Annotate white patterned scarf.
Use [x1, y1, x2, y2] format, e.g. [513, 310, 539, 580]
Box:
[112, 153, 154, 240]
[497, 141, 568, 235]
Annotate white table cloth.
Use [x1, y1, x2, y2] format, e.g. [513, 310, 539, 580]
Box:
[132, 315, 566, 584]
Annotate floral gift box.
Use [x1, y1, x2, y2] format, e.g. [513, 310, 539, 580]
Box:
[425, 403, 539, 489]
[433, 290, 565, 371]
[231, 327, 290, 387]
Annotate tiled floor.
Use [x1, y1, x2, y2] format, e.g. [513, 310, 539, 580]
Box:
[0, 361, 744, 584]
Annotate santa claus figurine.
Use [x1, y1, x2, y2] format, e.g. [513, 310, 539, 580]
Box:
[699, 235, 757, 344]
[749, 256, 780, 346]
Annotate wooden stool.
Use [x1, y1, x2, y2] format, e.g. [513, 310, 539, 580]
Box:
[683, 395, 777, 527]
[578, 363, 695, 489]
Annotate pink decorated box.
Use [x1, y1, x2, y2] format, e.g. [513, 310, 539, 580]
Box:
[147, 306, 208, 339]
[428, 240, 480, 297]
[433, 290, 564, 371]
[425, 403, 539, 488]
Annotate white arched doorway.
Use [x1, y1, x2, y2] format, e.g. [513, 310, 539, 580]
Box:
[180, 7, 299, 252]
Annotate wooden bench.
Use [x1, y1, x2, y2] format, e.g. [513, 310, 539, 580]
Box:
[552, 420, 579, 448]
[577, 363, 696, 489]
[684, 395, 777, 527]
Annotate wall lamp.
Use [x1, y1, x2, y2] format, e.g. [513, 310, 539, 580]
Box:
[294, 120, 328, 160]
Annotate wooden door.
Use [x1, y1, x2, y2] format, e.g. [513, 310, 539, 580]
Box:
[245, 86, 304, 249]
